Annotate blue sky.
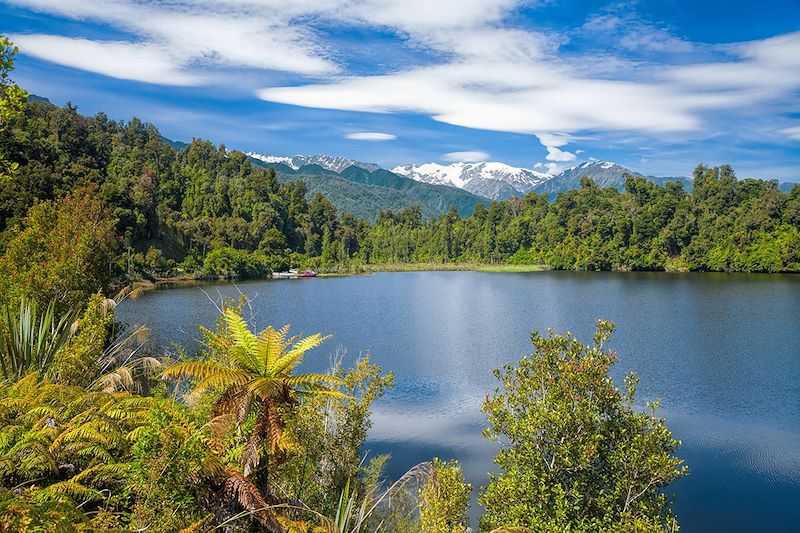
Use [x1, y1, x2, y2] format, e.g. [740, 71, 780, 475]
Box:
[2, 0, 799, 180]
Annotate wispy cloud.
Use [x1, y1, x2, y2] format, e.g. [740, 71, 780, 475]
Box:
[581, 13, 695, 54]
[669, 32, 800, 97]
[6, 0, 800, 169]
[779, 126, 800, 140]
[443, 151, 489, 162]
[7, 0, 338, 81]
[11, 35, 202, 85]
[345, 132, 396, 141]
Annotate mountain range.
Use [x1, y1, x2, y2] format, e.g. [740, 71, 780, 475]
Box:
[391, 161, 551, 200]
[250, 152, 698, 200]
[247, 154, 486, 220]
[245, 150, 797, 218]
[530, 161, 694, 196]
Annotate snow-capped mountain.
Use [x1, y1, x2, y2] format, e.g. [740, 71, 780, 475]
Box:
[392, 161, 552, 200]
[247, 152, 380, 173]
[531, 160, 693, 195]
[246, 150, 698, 200]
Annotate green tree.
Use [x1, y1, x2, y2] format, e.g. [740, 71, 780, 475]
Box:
[419, 458, 471, 533]
[0, 36, 27, 181]
[161, 308, 345, 483]
[480, 321, 686, 532]
[0, 184, 118, 312]
[277, 356, 395, 515]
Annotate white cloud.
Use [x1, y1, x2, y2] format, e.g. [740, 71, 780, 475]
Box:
[7, 0, 523, 82]
[257, 24, 800, 158]
[545, 146, 576, 162]
[8, 0, 338, 82]
[779, 126, 800, 140]
[582, 13, 695, 54]
[9, 0, 800, 162]
[11, 35, 202, 86]
[443, 151, 489, 162]
[533, 161, 564, 174]
[537, 132, 576, 161]
[336, 0, 522, 32]
[669, 32, 800, 96]
[344, 132, 396, 141]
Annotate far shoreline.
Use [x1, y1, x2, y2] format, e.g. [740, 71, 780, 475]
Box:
[123, 263, 799, 293]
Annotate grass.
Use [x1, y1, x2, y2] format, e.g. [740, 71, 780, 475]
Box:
[148, 263, 551, 285]
[364, 263, 549, 273]
[476, 264, 549, 272]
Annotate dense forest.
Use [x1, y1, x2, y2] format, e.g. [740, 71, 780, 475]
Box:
[365, 169, 800, 271]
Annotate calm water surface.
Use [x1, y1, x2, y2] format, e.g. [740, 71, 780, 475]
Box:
[117, 271, 800, 532]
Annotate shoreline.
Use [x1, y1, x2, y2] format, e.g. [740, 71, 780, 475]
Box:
[143, 263, 551, 286]
[129, 263, 799, 291]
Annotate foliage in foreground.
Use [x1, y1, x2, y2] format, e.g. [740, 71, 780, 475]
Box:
[480, 321, 686, 532]
[0, 295, 685, 531]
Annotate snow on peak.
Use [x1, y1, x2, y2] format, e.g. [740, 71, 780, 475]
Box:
[393, 162, 469, 188]
[246, 152, 380, 173]
[572, 160, 619, 171]
[393, 161, 553, 200]
[247, 152, 295, 167]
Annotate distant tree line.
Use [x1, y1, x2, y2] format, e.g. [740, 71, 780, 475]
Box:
[365, 169, 799, 272]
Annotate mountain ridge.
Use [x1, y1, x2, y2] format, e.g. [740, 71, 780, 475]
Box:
[392, 161, 551, 200]
[248, 156, 486, 220]
[244, 150, 798, 202]
[531, 161, 694, 197]
[247, 152, 380, 173]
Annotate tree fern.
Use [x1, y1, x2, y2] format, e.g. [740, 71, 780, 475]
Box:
[162, 307, 346, 495]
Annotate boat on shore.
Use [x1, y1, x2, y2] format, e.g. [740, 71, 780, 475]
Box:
[272, 268, 316, 279]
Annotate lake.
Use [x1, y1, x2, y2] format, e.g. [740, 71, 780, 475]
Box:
[116, 271, 800, 532]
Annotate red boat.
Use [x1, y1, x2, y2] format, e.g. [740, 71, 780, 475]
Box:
[300, 269, 317, 277]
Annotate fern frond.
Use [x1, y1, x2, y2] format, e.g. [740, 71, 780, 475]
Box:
[39, 480, 101, 502]
[257, 324, 291, 373]
[162, 361, 250, 391]
[290, 333, 331, 358]
[247, 377, 282, 400]
[71, 462, 129, 483]
[297, 388, 351, 400]
[179, 514, 213, 533]
[126, 426, 148, 442]
[286, 373, 342, 387]
[223, 309, 261, 372]
[220, 466, 285, 532]
[72, 444, 114, 462]
[271, 334, 330, 375]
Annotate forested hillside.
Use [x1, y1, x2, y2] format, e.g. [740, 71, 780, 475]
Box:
[0, 98, 365, 278]
[250, 158, 486, 220]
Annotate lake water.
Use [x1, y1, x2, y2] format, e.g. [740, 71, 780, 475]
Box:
[116, 271, 800, 532]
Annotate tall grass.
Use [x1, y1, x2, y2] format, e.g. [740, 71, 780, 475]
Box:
[0, 299, 77, 381]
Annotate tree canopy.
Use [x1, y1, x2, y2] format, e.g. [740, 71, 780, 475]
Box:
[480, 321, 687, 532]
